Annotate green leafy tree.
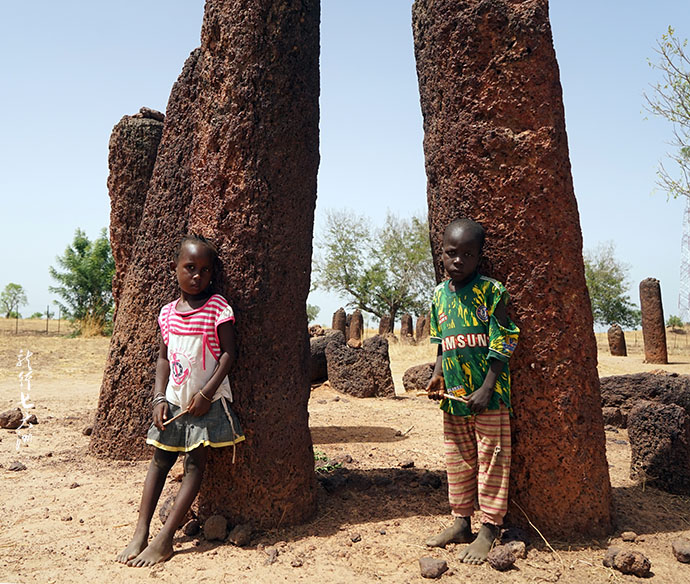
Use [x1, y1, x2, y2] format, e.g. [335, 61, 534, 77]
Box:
[0, 283, 28, 318]
[644, 26, 690, 198]
[49, 228, 115, 335]
[306, 303, 320, 323]
[584, 242, 641, 329]
[667, 314, 684, 330]
[314, 210, 435, 325]
[30, 312, 43, 319]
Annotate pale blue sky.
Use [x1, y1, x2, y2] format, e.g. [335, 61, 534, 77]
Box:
[1, 1, 689, 326]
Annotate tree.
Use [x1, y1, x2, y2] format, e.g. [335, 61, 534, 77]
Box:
[49, 228, 115, 335]
[583, 242, 641, 329]
[0, 283, 28, 318]
[314, 210, 435, 325]
[644, 26, 690, 199]
[667, 314, 684, 330]
[306, 303, 320, 323]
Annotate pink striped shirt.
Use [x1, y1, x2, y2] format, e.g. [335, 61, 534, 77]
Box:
[158, 294, 235, 408]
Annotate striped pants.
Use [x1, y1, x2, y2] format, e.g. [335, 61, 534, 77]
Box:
[443, 405, 511, 526]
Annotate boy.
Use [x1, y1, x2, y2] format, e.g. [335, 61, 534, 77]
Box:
[426, 218, 519, 564]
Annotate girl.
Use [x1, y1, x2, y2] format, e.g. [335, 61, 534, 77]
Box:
[117, 234, 244, 567]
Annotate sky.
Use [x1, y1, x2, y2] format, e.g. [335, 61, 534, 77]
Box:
[1, 1, 689, 328]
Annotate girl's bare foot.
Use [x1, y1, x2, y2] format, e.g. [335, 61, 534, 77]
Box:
[426, 516, 473, 547]
[458, 523, 499, 564]
[116, 532, 148, 564]
[127, 532, 173, 567]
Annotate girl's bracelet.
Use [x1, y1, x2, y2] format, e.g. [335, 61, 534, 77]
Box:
[152, 395, 167, 407]
[199, 390, 213, 402]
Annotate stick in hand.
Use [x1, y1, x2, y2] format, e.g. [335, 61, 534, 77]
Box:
[416, 391, 469, 403]
[163, 408, 189, 426]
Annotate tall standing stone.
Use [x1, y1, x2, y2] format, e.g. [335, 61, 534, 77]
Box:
[92, 0, 320, 528]
[416, 314, 428, 340]
[378, 314, 393, 335]
[332, 308, 347, 336]
[639, 278, 668, 364]
[400, 313, 415, 344]
[413, 0, 612, 537]
[607, 324, 627, 357]
[348, 309, 363, 348]
[107, 108, 164, 312]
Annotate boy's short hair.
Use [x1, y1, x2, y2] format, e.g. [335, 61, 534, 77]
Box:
[444, 218, 486, 250]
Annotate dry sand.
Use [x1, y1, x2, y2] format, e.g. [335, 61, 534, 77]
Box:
[1, 319, 689, 583]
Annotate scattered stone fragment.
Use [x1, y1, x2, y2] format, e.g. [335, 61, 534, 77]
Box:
[335, 454, 353, 464]
[82, 426, 93, 436]
[309, 324, 325, 337]
[621, 531, 637, 542]
[419, 556, 448, 579]
[672, 538, 690, 563]
[69, 482, 80, 489]
[291, 557, 303, 567]
[228, 523, 253, 547]
[420, 471, 442, 489]
[400, 460, 415, 469]
[379, 529, 387, 535]
[62, 516, 73, 522]
[159, 494, 193, 528]
[504, 540, 527, 559]
[603, 546, 620, 567]
[264, 546, 278, 565]
[8, 461, 26, 471]
[350, 533, 361, 543]
[184, 519, 201, 536]
[612, 550, 651, 577]
[26, 414, 38, 424]
[0, 408, 23, 429]
[203, 515, 227, 541]
[487, 545, 516, 571]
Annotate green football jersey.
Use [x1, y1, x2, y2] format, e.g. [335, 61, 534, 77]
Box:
[430, 274, 519, 417]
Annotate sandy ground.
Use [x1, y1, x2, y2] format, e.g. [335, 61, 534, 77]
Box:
[1, 320, 690, 583]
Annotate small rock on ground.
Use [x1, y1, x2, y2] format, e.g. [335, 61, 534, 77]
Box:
[203, 515, 227, 541]
[419, 556, 448, 579]
[487, 545, 516, 571]
[672, 538, 690, 563]
[504, 540, 527, 559]
[184, 519, 200, 536]
[8, 461, 27, 471]
[612, 550, 651, 577]
[603, 546, 621, 567]
[621, 531, 638, 542]
[399, 460, 414, 468]
[227, 523, 253, 546]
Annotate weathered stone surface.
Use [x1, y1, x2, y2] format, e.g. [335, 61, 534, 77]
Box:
[92, 0, 320, 528]
[600, 372, 690, 428]
[332, 308, 347, 336]
[413, 0, 612, 537]
[628, 400, 690, 494]
[603, 546, 621, 567]
[402, 362, 435, 392]
[107, 111, 163, 311]
[310, 330, 345, 383]
[640, 278, 668, 364]
[423, 312, 431, 337]
[159, 494, 193, 528]
[325, 335, 395, 398]
[400, 313, 415, 344]
[487, 545, 516, 571]
[607, 324, 627, 356]
[620, 531, 637, 542]
[8, 461, 27, 472]
[203, 514, 227, 541]
[504, 540, 527, 559]
[672, 538, 690, 563]
[612, 550, 651, 577]
[309, 324, 324, 337]
[416, 314, 428, 340]
[0, 408, 23, 429]
[418, 556, 448, 579]
[378, 315, 392, 335]
[183, 519, 201, 536]
[348, 309, 363, 348]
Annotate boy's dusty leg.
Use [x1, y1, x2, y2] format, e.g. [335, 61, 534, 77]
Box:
[426, 516, 473, 547]
[116, 448, 177, 564]
[458, 522, 500, 564]
[128, 446, 207, 567]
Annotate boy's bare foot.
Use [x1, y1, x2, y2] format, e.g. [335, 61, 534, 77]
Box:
[126, 533, 173, 567]
[426, 516, 473, 548]
[116, 532, 148, 564]
[458, 523, 499, 564]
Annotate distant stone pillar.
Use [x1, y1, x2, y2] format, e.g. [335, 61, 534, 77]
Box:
[378, 315, 393, 335]
[639, 278, 668, 364]
[92, 0, 321, 529]
[423, 311, 431, 338]
[415, 314, 427, 340]
[107, 108, 164, 313]
[607, 324, 627, 356]
[413, 0, 612, 537]
[400, 313, 415, 344]
[348, 309, 363, 348]
[332, 308, 347, 336]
